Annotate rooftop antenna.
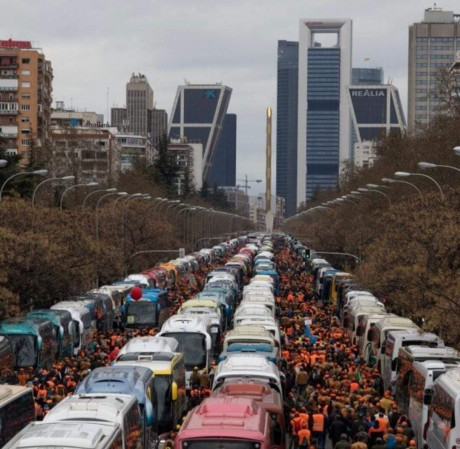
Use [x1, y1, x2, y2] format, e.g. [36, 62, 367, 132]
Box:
[106, 87, 109, 124]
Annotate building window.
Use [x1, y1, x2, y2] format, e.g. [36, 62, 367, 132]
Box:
[21, 116, 30, 122]
[21, 58, 30, 64]
[21, 139, 31, 146]
[21, 128, 31, 134]
[21, 70, 31, 76]
[21, 104, 30, 111]
[21, 94, 30, 100]
[21, 81, 30, 88]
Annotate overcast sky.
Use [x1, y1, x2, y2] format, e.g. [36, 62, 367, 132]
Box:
[4, 0, 459, 195]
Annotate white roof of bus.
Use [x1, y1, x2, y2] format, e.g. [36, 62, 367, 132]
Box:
[225, 325, 273, 339]
[235, 305, 272, 318]
[375, 316, 418, 331]
[0, 386, 32, 405]
[113, 359, 172, 373]
[436, 367, 460, 397]
[118, 336, 179, 355]
[400, 345, 460, 360]
[159, 314, 211, 334]
[5, 422, 120, 449]
[44, 394, 136, 425]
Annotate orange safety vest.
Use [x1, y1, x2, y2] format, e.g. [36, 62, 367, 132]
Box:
[298, 428, 311, 446]
[312, 414, 325, 432]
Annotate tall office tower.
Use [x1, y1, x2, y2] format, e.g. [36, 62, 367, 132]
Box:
[126, 73, 153, 135]
[148, 108, 168, 146]
[297, 19, 352, 206]
[352, 67, 384, 85]
[276, 40, 299, 217]
[0, 39, 53, 163]
[169, 84, 232, 181]
[205, 113, 237, 187]
[408, 7, 460, 130]
[111, 107, 127, 131]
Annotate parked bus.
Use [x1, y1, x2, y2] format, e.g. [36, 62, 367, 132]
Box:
[427, 367, 460, 449]
[124, 288, 168, 329]
[26, 309, 73, 358]
[174, 397, 277, 449]
[0, 385, 35, 447]
[114, 336, 187, 430]
[0, 317, 56, 369]
[1, 421, 125, 449]
[382, 329, 444, 391]
[158, 315, 214, 387]
[408, 360, 458, 449]
[394, 345, 460, 411]
[75, 365, 158, 445]
[44, 393, 143, 449]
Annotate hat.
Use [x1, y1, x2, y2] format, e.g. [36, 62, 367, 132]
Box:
[409, 441, 416, 446]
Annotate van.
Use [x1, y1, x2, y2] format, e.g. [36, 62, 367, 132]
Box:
[157, 314, 214, 387]
[213, 353, 283, 398]
[44, 393, 143, 449]
[394, 345, 460, 412]
[1, 421, 124, 449]
[51, 301, 94, 354]
[382, 329, 444, 391]
[114, 336, 187, 430]
[75, 366, 158, 444]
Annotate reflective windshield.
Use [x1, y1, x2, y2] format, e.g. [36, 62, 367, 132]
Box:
[183, 440, 260, 449]
[7, 335, 37, 367]
[126, 302, 157, 326]
[163, 332, 206, 369]
[154, 374, 171, 424]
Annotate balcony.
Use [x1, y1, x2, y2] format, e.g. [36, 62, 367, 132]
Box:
[0, 125, 18, 137]
[0, 79, 18, 91]
[0, 102, 18, 114]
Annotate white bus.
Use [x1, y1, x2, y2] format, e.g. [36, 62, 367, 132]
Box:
[408, 360, 458, 449]
[2, 421, 124, 449]
[0, 385, 35, 447]
[427, 367, 460, 449]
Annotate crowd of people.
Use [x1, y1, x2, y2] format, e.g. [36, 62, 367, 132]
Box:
[1, 239, 418, 449]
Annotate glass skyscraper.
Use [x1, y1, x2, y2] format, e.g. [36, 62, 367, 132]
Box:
[169, 84, 232, 181]
[276, 40, 299, 217]
[352, 68, 384, 85]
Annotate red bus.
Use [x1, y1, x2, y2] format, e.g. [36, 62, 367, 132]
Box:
[174, 397, 279, 449]
[212, 380, 285, 448]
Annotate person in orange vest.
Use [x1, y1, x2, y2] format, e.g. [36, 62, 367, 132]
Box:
[310, 406, 327, 449]
[290, 411, 303, 449]
[298, 421, 311, 449]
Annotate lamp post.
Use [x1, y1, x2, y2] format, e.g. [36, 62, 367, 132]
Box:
[0, 159, 8, 168]
[82, 188, 117, 211]
[95, 192, 126, 240]
[59, 181, 98, 210]
[453, 146, 460, 156]
[32, 175, 75, 207]
[357, 187, 391, 205]
[0, 169, 48, 201]
[417, 161, 460, 174]
[381, 177, 423, 199]
[394, 171, 445, 201]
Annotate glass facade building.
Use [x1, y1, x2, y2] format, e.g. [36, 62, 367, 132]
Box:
[206, 113, 237, 187]
[352, 68, 384, 85]
[169, 84, 232, 181]
[276, 40, 299, 217]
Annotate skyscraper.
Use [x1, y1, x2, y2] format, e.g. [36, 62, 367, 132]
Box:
[148, 108, 168, 146]
[206, 113, 237, 187]
[408, 7, 460, 130]
[126, 73, 153, 135]
[352, 67, 384, 85]
[169, 84, 232, 181]
[297, 19, 352, 206]
[0, 39, 53, 163]
[276, 40, 299, 217]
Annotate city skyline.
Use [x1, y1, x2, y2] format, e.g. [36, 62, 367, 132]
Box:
[3, 0, 459, 196]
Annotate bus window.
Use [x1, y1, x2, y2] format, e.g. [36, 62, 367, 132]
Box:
[110, 432, 124, 449]
[7, 335, 36, 367]
[430, 384, 455, 446]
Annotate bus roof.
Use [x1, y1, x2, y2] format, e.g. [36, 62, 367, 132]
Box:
[399, 345, 460, 361]
[180, 299, 219, 309]
[3, 421, 120, 449]
[0, 319, 38, 336]
[435, 367, 460, 397]
[225, 326, 273, 339]
[118, 336, 179, 355]
[0, 385, 33, 406]
[159, 314, 212, 334]
[178, 397, 266, 439]
[375, 316, 418, 331]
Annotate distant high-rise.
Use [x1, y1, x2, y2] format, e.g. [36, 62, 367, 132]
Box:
[206, 113, 236, 187]
[276, 40, 299, 217]
[0, 39, 53, 163]
[126, 73, 153, 135]
[148, 108, 168, 146]
[408, 7, 460, 130]
[297, 19, 352, 205]
[169, 84, 232, 181]
[111, 107, 127, 131]
[352, 67, 384, 85]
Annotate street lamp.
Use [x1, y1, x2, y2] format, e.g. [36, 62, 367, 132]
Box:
[32, 175, 75, 207]
[59, 181, 98, 210]
[0, 169, 48, 201]
[358, 187, 391, 205]
[381, 177, 423, 198]
[0, 159, 7, 168]
[454, 146, 460, 156]
[394, 171, 445, 201]
[82, 187, 117, 210]
[417, 161, 460, 174]
[95, 192, 125, 240]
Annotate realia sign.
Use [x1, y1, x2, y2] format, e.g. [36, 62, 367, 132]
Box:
[351, 89, 386, 97]
[0, 39, 32, 49]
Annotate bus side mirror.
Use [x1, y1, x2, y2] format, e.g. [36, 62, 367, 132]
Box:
[391, 357, 399, 371]
[171, 382, 178, 401]
[381, 342, 386, 353]
[424, 389, 433, 405]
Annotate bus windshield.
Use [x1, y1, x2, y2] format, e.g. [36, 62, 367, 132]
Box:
[153, 374, 171, 424]
[183, 440, 260, 449]
[126, 302, 158, 327]
[163, 332, 206, 369]
[7, 335, 36, 367]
